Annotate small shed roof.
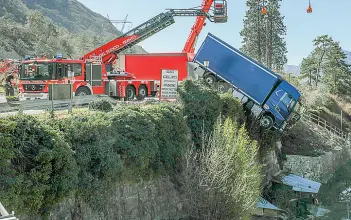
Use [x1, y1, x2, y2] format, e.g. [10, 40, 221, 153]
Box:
[281, 174, 321, 193]
[256, 197, 282, 211]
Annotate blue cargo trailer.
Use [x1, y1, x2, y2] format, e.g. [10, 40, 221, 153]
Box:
[193, 33, 304, 131]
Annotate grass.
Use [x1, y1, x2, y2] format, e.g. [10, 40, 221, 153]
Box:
[281, 120, 344, 157]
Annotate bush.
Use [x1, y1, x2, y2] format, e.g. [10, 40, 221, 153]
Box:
[220, 92, 245, 124]
[0, 115, 78, 216]
[179, 117, 262, 219]
[178, 79, 244, 148]
[49, 103, 189, 213]
[88, 99, 113, 112]
[143, 103, 189, 171]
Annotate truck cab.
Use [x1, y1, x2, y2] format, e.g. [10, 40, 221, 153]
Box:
[257, 80, 303, 131]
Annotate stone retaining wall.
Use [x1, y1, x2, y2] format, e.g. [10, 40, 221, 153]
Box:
[283, 140, 351, 183]
[22, 177, 184, 220]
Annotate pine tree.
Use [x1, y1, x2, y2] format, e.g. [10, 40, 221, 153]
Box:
[266, 0, 287, 71]
[300, 35, 351, 96]
[240, 0, 287, 71]
[323, 42, 351, 95]
[240, 0, 266, 64]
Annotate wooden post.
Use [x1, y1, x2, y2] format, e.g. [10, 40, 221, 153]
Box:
[341, 110, 343, 131]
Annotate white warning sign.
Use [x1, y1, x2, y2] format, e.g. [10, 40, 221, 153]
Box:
[160, 69, 179, 100]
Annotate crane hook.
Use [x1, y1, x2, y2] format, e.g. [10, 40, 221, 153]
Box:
[261, 6, 267, 15]
[260, 0, 267, 15]
[307, 0, 312, 13]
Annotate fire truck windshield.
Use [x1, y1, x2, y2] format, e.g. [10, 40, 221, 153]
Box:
[20, 62, 52, 80]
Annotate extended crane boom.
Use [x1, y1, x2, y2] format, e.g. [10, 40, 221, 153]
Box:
[183, 0, 227, 53]
[83, 2, 227, 65]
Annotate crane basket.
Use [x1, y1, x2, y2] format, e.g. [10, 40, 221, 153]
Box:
[213, 0, 228, 23]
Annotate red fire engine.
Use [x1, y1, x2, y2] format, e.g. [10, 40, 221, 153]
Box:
[18, 0, 227, 100]
[114, 0, 227, 91]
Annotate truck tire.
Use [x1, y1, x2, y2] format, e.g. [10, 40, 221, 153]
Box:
[137, 85, 148, 100]
[75, 87, 91, 96]
[125, 85, 136, 101]
[217, 81, 228, 93]
[260, 114, 274, 130]
[204, 74, 216, 86]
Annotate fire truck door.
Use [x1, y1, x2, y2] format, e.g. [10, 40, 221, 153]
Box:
[86, 63, 102, 86]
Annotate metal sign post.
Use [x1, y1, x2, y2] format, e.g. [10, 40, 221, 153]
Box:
[160, 69, 179, 100]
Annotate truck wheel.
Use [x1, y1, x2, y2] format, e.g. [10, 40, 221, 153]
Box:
[204, 74, 216, 86]
[260, 115, 274, 130]
[217, 82, 228, 93]
[75, 87, 91, 96]
[125, 85, 136, 101]
[137, 85, 148, 100]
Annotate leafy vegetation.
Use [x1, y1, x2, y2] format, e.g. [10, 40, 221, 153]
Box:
[0, 0, 145, 59]
[178, 79, 245, 148]
[179, 117, 262, 219]
[0, 115, 78, 217]
[300, 35, 351, 97]
[0, 79, 254, 219]
[88, 99, 113, 112]
[318, 161, 351, 219]
[0, 103, 190, 217]
[240, 0, 287, 70]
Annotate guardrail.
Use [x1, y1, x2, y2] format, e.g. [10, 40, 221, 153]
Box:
[302, 111, 348, 140]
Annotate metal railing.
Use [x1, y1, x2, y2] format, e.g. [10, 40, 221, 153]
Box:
[302, 111, 349, 140]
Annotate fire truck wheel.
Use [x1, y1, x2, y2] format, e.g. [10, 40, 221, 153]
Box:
[125, 85, 136, 101]
[75, 87, 91, 96]
[137, 85, 148, 100]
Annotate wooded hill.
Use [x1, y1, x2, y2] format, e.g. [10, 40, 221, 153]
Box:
[0, 0, 145, 59]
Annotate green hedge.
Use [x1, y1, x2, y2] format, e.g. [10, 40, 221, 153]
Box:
[0, 102, 189, 216]
[0, 79, 245, 217]
[178, 79, 244, 148]
[0, 115, 78, 216]
[88, 99, 113, 112]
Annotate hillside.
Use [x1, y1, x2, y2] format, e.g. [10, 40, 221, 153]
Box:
[22, 0, 120, 37]
[0, 0, 145, 59]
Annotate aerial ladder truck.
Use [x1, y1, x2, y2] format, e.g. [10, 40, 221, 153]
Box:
[17, 1, 228, 100]
[109, 0, 228, 99]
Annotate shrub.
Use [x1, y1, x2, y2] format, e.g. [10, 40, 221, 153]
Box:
[143, 103, 189, 171]
[220, 92, 245, 124]
[179, 117, 262, 219]
[88, 99, 113, 112]
[0, 115, 78, 216]
[49, 103, 189, 213]
[178, 80, 221, 149]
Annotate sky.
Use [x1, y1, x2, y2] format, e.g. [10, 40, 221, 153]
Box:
[77, 0, 351, 66]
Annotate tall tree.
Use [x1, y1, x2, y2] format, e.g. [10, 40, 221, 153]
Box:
[240, 0, 287, 70]
[240, 0, 266, 64]
[300, 35, 351, 95]
[323, 42, 351, 95]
